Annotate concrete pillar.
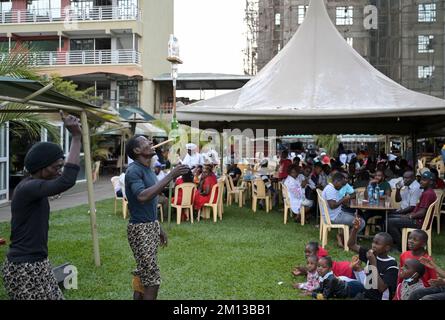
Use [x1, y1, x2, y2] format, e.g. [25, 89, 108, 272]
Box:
[7, 33, 12, 52]
[58, 31, 63, 51]
[110, 80, 118, 109]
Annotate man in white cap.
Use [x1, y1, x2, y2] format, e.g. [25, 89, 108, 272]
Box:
[182, 143, 203, 169]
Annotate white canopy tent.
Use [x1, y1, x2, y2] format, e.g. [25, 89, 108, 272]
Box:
[177, 0, 445, 136]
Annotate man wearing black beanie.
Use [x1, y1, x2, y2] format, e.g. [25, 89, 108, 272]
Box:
[2, 111, 82, 300]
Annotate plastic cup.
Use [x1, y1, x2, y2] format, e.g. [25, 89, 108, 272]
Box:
[357, 193, 363, 205]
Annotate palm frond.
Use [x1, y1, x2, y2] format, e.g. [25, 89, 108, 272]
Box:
[0, 47, 39, 80]
[315, 135, 339, 156]
[0, 104, 59, 141]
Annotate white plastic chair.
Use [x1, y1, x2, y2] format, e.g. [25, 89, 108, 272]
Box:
[316, 189, 350, 252]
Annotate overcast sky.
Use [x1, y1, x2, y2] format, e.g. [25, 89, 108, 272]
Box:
[174, 0, 246, 75]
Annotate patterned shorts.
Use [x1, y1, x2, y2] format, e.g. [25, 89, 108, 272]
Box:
[1, 259, 64, 300]
[127, 221, 161, 287]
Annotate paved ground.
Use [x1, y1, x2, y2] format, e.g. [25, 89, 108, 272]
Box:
[0, 176, 115, 223]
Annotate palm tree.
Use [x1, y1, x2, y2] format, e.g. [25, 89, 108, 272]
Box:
[315, 135, 339, 157]
[0, 48, 59, 140]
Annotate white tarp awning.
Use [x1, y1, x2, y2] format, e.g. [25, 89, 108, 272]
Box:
[177, 0, 445, 124]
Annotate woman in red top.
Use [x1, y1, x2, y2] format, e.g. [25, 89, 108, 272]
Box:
[193, 165, 218, 211]
[278, 150, 292, 180]
[398, 229, 437, 287]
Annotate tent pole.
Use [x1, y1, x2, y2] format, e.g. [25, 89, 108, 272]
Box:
[81, 111, 101, 267]
[120, 133, 125, 174]
[385, 136, 390, 154]
[220, 131, 224, 174]
[411, 132, 417, 169]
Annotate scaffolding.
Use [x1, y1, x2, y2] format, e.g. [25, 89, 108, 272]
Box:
[244, 0, 259, 75]
[250, 0, 445, 98]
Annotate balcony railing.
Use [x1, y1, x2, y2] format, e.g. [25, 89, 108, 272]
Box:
[0, 6, 141, 24]
[0, 49, 141, 66]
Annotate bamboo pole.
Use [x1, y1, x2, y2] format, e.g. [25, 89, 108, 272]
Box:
[120, 133, 125, 174]
[0, 95, 84, 112]
[0, 95, 117, 117]
[80, 111, 101, 267]
[0, 83, 54, 108]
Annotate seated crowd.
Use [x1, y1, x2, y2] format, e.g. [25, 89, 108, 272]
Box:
[280, 147, 445, 300]
[112, 142, 445, 300]
[276, 148, 441, 250]
[291, 226, 445, 300]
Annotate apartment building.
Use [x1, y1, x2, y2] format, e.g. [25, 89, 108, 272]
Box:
[0, 0, 173, 203]
[0, 0, 173, 112]
[251, 0, 445, 98]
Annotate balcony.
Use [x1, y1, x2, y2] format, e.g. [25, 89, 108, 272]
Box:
[0, 49, 141, 66]
[0, 6, 141, 24]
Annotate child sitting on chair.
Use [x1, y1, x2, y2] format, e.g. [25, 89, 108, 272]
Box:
[310, 257, 364, 300]
[293, 255, 319, 293]
[292, 241, 354, 279]
[394, 259, 426, 300]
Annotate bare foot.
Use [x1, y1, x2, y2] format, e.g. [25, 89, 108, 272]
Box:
[292, 282, 300, 289]
[292, 269, 302, 277]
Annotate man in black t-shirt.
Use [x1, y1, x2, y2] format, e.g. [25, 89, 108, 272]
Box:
[348, 216, 399, 300]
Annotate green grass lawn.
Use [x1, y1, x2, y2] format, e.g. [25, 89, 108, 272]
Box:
[1, 199, 445, 300]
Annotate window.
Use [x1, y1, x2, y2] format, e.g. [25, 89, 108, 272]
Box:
[22, 39, 61, 51]
[70, 39, 94, 51]
[0, 0, 12, 12]
[275, 13, 281, 26]
[118, 0, 138, 18]
[346, 37, 353, 47]
[118, 0, 137, 8]
[298, 5, 308, 24]
[418, 35, 434, 53]
[418, 66, 435, 79]
[336, 6, 353, 25]
[71, 0, 93, 19]
[418, 3, 436, 22]
[118, 80, 139, 107]
[27, 0, 61, 18]
[95, 0, 112, 5]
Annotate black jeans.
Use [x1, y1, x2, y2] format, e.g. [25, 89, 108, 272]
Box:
[408, 286, 445, 300]
[387, 214, 418, 250]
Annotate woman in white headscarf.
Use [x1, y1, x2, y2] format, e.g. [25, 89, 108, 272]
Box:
[182, 143, 203, 169]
